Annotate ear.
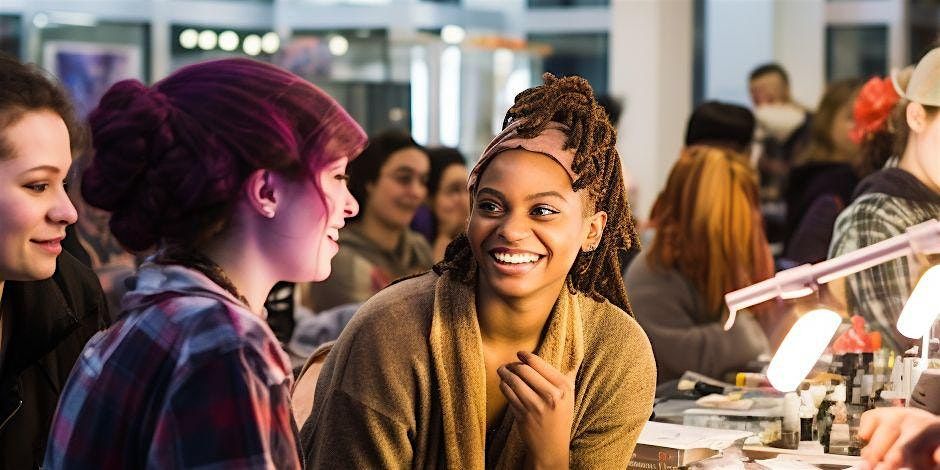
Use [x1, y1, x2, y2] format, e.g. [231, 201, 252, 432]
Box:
[581, 211, 608, 252]
[244, 169, 279, 219]
[907, 102, 928, 133]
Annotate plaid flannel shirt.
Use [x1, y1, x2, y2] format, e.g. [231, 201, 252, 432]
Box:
[44, 263, 300, 469]
[829, 192, 940, 352]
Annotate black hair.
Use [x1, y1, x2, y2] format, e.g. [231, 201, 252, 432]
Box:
[684, 101, 756, 154]
[347, 128, 423, 221]
[426, 147, 466, 198]
[749, 62, 790, 85]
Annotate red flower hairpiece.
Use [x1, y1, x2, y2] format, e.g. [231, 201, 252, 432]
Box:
[851, 76, 900, 144]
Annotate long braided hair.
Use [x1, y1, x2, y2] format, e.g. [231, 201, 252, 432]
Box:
[433, 73, 640, 315]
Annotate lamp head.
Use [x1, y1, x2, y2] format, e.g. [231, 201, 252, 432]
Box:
[766, 308, 843, 392]
[897, 265, 940, 339]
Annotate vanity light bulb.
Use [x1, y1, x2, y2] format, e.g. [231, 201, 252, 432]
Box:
[766, 308, 842, 392]
[897, 265, 940, 339]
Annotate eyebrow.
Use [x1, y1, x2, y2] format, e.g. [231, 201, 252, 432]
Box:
[477, 187, 567, 203]
[477, 187, 506, 200]
[19, 165, 64, 176]
[526, 191, 567, 202]
[389, 166, 427, 175]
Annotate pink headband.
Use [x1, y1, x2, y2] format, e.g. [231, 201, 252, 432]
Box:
[467, 120, 577, 191]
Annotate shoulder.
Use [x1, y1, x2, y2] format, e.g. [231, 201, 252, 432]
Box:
[52, 251, 109, 323]
[404, 229, 432, 256]
[831, 194, 912, 255]
[150, 295, 287, 380]
[317, 273, 437, 416]
[338, 272, 436, 347]
[623, 254, 697, 316]
[575, 295, 656, 413]
[580, 294, 654, 370]
[623, 252, 683, 288]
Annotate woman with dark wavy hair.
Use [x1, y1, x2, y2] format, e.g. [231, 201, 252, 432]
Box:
[301, 74, 655, 468]
[44, 58, 365, 469]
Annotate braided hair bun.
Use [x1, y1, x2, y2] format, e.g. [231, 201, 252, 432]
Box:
[81, 58, 366, 253]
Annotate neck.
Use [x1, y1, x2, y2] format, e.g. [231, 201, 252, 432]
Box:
[359, 213, 404, 252]
[475, 279, 564, 347]
[899, 144, 940, 194]
[201, 235, 274, 318]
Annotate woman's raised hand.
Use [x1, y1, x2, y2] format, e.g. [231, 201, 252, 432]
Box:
[497, 351, 575, 470]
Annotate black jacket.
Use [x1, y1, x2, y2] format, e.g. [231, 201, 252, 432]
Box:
[782, 161, 860, 264]
[0, 252, 109, 469]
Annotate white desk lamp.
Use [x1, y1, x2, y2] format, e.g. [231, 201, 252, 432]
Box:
[723, 219, 940, 392]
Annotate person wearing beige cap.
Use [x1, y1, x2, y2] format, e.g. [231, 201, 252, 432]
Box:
[299, 74, 655, 468]
[829, 47, 940, 353]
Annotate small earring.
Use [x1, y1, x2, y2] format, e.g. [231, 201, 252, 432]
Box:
[264, 208, 276, 219]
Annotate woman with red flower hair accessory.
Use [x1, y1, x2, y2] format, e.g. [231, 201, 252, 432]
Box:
[829, 48, 940, 352]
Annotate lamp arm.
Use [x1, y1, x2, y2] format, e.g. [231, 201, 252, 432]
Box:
[723, 219, 940, 330]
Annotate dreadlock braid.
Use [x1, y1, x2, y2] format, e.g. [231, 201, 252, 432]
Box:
[434, 73, 640, 315]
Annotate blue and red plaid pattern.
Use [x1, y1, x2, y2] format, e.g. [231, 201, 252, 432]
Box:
[44, 263, 300, 469]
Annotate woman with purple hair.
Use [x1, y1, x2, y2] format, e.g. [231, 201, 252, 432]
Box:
[43, 58, 365, 469]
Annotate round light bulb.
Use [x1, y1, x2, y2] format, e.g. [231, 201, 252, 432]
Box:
[328, 35, 349, 56]
[218, 31, 239, 52]
[242, 34, 262, 56]
[440, 25, 466, 45]
[261, 32, 280, 54]
[179, 28, 199, 49]
[32, 13, 49, 29]
[197, 30, 218, 51]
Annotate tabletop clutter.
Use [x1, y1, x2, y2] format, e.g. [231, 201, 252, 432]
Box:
[631, 315, 931, 469]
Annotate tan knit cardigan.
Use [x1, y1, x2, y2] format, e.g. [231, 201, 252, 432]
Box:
[300, 271, 656, 468]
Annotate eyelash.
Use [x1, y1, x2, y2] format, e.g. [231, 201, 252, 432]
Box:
[477, 200, 501, 213]
[24, 179, 69, 194]
[530, 206, 559, 217]
[476, 201, 559, 217]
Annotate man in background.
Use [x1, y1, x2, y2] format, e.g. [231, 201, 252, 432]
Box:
[748, 63, 812, 251]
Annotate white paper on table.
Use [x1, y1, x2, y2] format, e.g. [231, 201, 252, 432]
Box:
[637, 421, 752, 451]
[756, 454, 865, 469]
[755, 457, 824, 469]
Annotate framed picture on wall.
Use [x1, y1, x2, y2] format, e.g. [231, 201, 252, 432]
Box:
[42, 40, 142, 117]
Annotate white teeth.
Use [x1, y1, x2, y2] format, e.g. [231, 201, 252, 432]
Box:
[493, 252, 540, 264]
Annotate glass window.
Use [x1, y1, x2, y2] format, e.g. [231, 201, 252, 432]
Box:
[826, 25, 888, 81]
[275, 29, 409, 135]
[0, 15, 20, 58]
[37, 22, 149, 117]
[909, 0, 940, 63]
[528, 32, 608, 94]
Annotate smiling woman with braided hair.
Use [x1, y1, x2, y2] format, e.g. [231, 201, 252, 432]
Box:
[300, 74, 655, 468]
